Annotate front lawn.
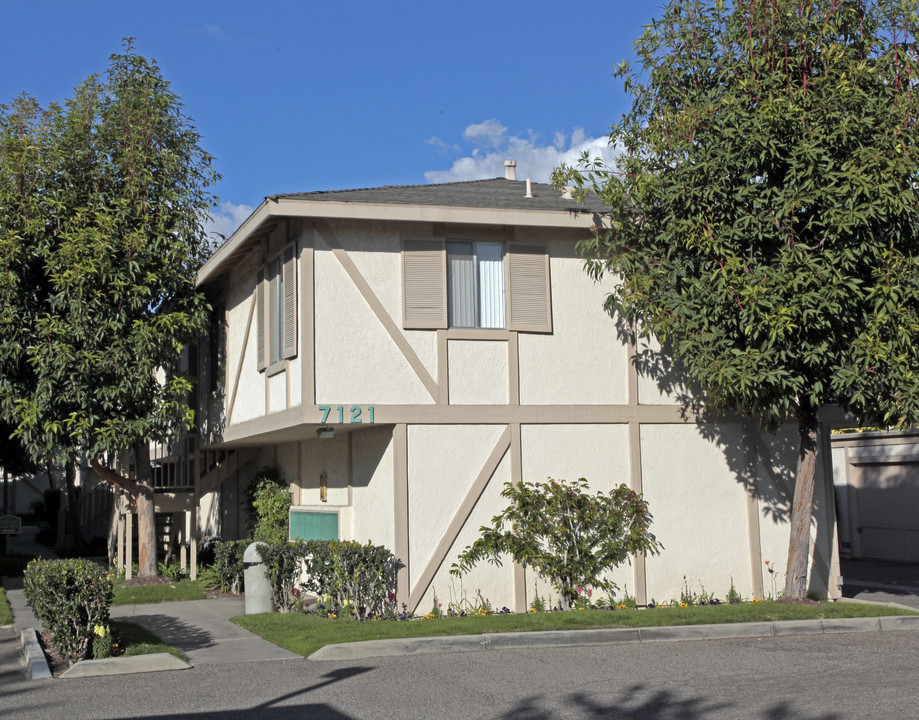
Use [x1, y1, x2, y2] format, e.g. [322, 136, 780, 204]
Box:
[110, 619, 188, 662]
[112, 579, 207, 606]
[233, 601, 916, 658]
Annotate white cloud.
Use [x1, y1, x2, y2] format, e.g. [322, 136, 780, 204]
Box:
[204, 23, 226, 41]
[205, 201, 255, 249]
[425, 120, 621, 184]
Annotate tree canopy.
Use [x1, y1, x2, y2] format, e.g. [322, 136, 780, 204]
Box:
[555, 0, 919, 597]
[0, 40, 218, 571]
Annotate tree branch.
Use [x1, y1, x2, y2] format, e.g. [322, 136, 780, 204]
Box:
[90, 457, 139, 495]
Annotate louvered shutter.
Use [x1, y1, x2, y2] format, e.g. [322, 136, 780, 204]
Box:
[256, 267, 267, 371]
[282, 243, 297, 359]
[507, 244, 552, 332]
[403, 238, 446, 329]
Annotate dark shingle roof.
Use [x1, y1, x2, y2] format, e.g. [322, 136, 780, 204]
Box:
[269, 177, 607, 214]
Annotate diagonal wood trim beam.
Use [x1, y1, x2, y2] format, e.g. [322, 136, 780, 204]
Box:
[227, 293, 257, 424]
[407, 425, 512, 612]
[315, 220, 439, 402]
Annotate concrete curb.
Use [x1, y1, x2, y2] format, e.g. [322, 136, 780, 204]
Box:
[19, 628, 52, 680]
[60, 652, 192, 678]
[307, 615, 919, 662]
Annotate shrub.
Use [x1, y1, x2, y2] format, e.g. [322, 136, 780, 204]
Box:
[300, 540, 401, 619]
[23, 558, 113, 663]
[451, 478, 661, 609]
[248, 468, 291, 544]
[257, 541, 309, 612]
[213, 540, 247, 594]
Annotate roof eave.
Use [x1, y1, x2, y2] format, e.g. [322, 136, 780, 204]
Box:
[196, 196, 605, 287]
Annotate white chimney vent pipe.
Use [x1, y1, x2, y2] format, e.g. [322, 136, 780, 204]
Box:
[525, 178, 533, 198]
[504, 160, 517, 181]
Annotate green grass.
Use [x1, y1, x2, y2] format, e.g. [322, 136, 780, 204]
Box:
[233, 601, 918, 658]
[110, 619, 188, 662]
[112, 579, 207, 606]
[0, 587, 12, 625]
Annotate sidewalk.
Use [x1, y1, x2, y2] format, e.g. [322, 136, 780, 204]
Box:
[2, 525, 301, 675]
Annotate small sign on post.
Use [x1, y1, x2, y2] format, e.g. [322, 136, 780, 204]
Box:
[0, 514, 20, 535]
[0, 514, 21, 555]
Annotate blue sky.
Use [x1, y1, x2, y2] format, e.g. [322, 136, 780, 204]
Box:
[1, 1, 661, 238]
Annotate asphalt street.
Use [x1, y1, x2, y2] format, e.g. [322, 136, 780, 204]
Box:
[2, 628, 917, 720]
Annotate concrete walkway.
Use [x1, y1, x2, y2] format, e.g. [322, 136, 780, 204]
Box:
[110, 598, 301, 665]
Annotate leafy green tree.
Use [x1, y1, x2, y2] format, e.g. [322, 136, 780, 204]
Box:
[248, 468, 292, 545]
[0, 41, 218, 575]
[555, 0, 919, 598]
[451, 478, 659, 609]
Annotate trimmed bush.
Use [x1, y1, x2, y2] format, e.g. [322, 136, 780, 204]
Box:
[257, 541, 309, 612]
[23, 558, 113, 663]
[301, 540, 401, 619]
[213, 540, 247, 594]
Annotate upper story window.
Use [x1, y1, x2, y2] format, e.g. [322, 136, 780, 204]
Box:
[257, 243, 298, 372]
[402, 237, 551, 333]
[446, 241, 505, 329]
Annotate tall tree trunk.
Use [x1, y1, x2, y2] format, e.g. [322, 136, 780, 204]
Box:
[134, 443, 158, 577]
[46, 455, 56, 490]
[64, 459, 84, 547]
[3, 467, 8, 514]
[89, 446, 158, 577]
[784, 402, 820, 600]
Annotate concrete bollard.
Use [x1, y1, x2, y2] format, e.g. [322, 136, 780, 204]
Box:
[243, 541, 274, 614]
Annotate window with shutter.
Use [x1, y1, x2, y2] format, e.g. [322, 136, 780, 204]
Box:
[403, 239, 446, 328]
[507, 244, 552, 332]
[257, 242, 298, 372]
[402, 237, 551, 333]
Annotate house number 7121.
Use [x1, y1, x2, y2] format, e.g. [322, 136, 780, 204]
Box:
[318, 406, 375, 424]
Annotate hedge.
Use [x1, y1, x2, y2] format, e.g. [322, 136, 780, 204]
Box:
[23, 558, 113, 663]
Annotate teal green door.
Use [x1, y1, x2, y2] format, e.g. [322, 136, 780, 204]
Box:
[289, 511, 339, 541]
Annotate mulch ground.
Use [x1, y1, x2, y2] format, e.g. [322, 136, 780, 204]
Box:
[37, 630, 72, 676]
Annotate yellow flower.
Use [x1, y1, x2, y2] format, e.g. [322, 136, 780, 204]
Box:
[752, 598, 762, 603]
[680, 602, 689, 607]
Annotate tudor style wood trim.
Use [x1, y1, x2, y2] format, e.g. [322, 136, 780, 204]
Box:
[508, 332, 520, 406]
[510, 422, 526, 613]
[393, 424, 410, 607]
[743, 423, 765, 600]
[627, 333, 648, 606]
[301, 224, 315, 406]
[436, 329, 448, 405]
[407, 425, 512, 612]
[315, 220, 440, 402]
[219, 401, 707, 446]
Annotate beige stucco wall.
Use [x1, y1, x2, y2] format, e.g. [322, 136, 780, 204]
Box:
[299, 434, 350, 507]
[641, 423, 754, 602]
[350, 426, 396, 549]
[448, 340, 508, 405]
[329, 221, 438, 383]
[225, 261, 264, 425]
[314, 232, 434, 405]
[518, 237, 630, 405]
[412, 445, 515, 614]
[406, 424, 507, 588]
[635, 336, 694, 406]
[520, 423, 634, 603]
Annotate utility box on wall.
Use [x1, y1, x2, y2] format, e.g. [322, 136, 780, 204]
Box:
[289, 509, 339, 541]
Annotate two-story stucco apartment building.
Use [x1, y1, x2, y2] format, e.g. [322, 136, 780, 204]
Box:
[106, 170, 841, 612]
